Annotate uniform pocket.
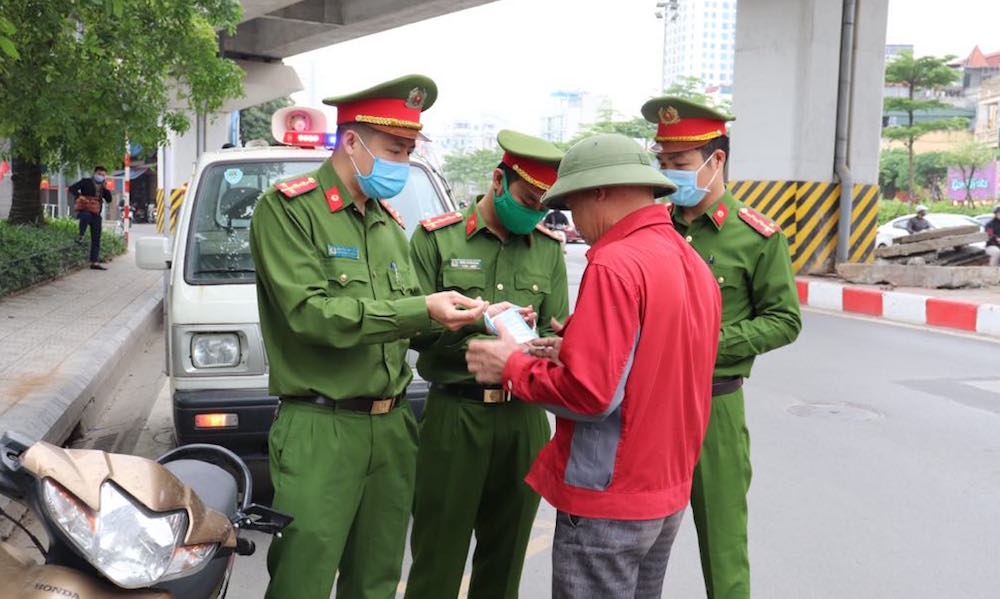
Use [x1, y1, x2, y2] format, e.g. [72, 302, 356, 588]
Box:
[323, 259, 371, 295]
[711, 266, 748, 317]
[387, 262, 421, 295]
[514, 271, 550, 307]
[442, 268, 487, 293]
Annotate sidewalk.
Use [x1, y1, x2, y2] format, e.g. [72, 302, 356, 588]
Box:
[797, 275, 1000, 338]
[0, 224, 164, 444]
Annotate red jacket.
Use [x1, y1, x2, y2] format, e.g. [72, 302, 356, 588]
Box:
[503, 204, 721, 520]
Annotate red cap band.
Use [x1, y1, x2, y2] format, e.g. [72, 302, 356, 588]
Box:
[655, 117, 727, 143]
[501, 152, 558, 191]
[336, 98, 423, 130]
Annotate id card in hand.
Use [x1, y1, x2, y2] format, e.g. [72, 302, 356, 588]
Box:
[484, 307, 539, 344]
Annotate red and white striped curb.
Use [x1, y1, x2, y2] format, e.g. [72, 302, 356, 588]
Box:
[796, 278, 1000, 338]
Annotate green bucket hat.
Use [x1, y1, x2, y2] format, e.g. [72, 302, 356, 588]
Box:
[542, 134, 677, 210]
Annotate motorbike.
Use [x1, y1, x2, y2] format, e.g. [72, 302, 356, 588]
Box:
[0, 431, 291, 598]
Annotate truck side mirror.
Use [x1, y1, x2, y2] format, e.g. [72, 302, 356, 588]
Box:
[136, 236, 172, 270]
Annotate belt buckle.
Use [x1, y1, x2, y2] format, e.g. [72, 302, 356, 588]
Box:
[370, 398, 393, 415]
[483, 389, 511, 404]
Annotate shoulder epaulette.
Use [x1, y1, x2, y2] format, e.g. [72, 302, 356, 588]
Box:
[275, 176, 318, 199]
[420, 211, 464, 232]
[738, 206, 779, 238]
[379, 200, 406, 228]
[534, 223, 563, 242]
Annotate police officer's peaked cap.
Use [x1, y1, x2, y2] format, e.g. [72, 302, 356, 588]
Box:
[641, 96, 734, 153]
[542, 134, 677, 210]
[324, 74, 438, 141]
[496, 130, 564, 192]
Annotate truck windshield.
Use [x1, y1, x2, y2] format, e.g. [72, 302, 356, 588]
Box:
[185, 160, 449, 284]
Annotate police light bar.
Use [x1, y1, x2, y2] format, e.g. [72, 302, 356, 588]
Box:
[282, 131, 337, 148]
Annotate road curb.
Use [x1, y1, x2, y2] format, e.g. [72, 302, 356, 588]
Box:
[797, 277, 1000, 338]
[0, 285, 163, 446]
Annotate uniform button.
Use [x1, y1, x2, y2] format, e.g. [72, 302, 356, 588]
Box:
[497, 283, 504, 291]
[685, 235, 693, 243]
[531, 284, 539, 292]
[718, 276, 725, 284]
[339, 274, 348, 282]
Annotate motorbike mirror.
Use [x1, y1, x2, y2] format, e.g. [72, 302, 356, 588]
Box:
[237, 503, 293, 537]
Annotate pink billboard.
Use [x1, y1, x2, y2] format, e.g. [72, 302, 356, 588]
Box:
[948, 161, 999, 201]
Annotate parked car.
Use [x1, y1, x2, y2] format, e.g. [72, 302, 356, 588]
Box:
[561, 211, 585, 244]
[974, 213, 995, 227]
[136, 108, 457, 495]
[875, 213, 985, 248]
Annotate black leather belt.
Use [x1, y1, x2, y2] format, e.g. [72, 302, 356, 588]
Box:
[433, 383, 513, 404]
[281, 395, 402, 415]
[712, 377, 744, 397]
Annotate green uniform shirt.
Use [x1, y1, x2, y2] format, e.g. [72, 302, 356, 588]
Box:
[249, 159, 431, 399]
[409, 203, 569, 384]
[672, 190, 801, 378]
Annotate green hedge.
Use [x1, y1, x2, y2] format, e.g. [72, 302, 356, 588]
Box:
[877, 199, 991, 225]
[0, 218, 126, 297]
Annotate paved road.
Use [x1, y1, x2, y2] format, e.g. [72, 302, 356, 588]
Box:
[123, 243, 1000, 597]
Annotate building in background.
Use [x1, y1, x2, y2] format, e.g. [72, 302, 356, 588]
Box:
[435, 116, 504, 155]
[975, 76, 1000, 150]
[658, 0, 737, 91]
[885, 43, 913, 63]
[538, 90, 609, 144]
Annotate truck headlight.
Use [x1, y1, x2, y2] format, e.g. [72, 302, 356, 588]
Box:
[191, 333, 241, 368]
[42, 479, 218, 589]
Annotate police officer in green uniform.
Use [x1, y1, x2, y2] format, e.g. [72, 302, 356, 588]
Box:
[249, 74, 487, 599]
[641, 97, 802, 599]
[405, 130, 569, 599]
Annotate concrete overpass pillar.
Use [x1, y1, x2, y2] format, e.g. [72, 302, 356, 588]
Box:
[730, 0, 888, 273]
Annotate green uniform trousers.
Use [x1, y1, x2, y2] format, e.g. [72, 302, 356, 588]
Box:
[690, 388, 752, 599]
[404, 391, 551, 599]
[264, 400, 418, 599]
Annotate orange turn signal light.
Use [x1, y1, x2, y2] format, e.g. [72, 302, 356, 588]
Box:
[194, 413, 239, 429]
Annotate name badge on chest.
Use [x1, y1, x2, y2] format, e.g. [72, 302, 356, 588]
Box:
[450, 258, 483, 270]
[328, 245, 360, 260]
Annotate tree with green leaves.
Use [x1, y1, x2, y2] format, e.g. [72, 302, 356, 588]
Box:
[0, 0, 244, 225]
[240, 97, 294, 144]
[569, 108, 656, 147]
[440, 147, 503, 204]
[882, 50, 966, 201]
[946, 140, 996, 205]
[663, 75, 732, 113]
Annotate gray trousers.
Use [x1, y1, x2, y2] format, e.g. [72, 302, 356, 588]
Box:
[552, 509, 685, 599]
[986, 245, 1000, 267]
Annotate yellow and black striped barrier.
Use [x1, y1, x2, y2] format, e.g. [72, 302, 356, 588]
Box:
[169, 186, 186, 236]
[730, 180, 879, 274]
[154, 189, 165, 233]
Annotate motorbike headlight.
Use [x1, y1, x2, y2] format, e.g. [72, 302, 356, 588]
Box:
[42, 479, 219, 589]
[191, 333, 241, 368]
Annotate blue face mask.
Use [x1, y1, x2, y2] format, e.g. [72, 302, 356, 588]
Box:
[350, 136, 409, 199]
[662, 154, 719, 207]
[93, 174, 106, 184]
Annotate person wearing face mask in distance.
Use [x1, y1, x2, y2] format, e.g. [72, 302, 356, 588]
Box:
[69, 166, 114, 270]
[249, 75, 488, 599]
[641, 96, 802, 599]
[405, 130, 569, 599]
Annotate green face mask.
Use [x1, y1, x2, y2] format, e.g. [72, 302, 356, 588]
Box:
[494, 173, 547, 235]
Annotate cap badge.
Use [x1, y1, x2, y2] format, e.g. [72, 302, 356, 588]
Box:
[406, 87, 427, 110]
[658, 106, 681, 125]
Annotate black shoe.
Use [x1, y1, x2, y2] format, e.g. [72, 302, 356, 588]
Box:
[90, 264, 107, 270]
[75, 237, 84, 245]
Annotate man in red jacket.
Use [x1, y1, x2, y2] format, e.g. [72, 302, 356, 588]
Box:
[466, 133, 722, 598]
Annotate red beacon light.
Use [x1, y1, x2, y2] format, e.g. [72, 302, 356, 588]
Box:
[271, 106, 336, 149]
